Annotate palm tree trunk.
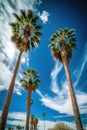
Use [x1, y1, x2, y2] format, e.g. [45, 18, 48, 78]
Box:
[0, 50, 23, 130]
[60, 43, 83, 130]
[25, 90, 32, 130]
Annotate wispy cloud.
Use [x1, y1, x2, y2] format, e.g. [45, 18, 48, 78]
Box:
[37, 50, 87, 115]
[51, 62, 63, 94]
[73, 42, 87, 88]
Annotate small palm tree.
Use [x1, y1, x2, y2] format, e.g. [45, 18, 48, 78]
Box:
[30, 114, 34, 130]
[42, 112, 46, 130]
[49, 28, 83, 130]
[16, 125, 23, 130]
[0, 9, 42, 130]
[33, 118, 39, 130]
[20, 69, 40, 130]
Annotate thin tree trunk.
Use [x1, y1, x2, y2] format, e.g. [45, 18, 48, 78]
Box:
[0, 50, 23, 130]
[60, 43, 83, 130]
[25, 89, 32, 130]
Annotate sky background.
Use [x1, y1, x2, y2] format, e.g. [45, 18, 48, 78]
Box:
[0, 0, 87, 130]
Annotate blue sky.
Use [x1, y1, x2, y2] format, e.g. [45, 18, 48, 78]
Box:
[0, 0, 87, 129]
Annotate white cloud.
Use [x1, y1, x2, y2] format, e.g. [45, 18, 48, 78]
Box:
[0, 62, 12, 91]
[21, 56, 26, 63]
[21, 52, 29, 67]
[37, 59, 87, 115]
[38, 11, 50, 24]
[51, 62, 63, 94]
[16, 91, 22, 96]
[38, 87, 87, 116]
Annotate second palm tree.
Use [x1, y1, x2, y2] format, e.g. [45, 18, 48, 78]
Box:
[49, 28, 83, 130]
[20, 69, 40, 130]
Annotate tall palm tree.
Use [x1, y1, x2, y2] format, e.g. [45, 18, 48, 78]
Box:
[49, 28, 83, 130]
[20, 69, 40, 130]
[33, 118, 38, 130]
[30, 114, 34, 130]
[42, 112, 46, 130]
[0, 10, 42, 130]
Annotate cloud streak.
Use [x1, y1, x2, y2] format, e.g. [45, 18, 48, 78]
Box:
[51, 62, 63, 94]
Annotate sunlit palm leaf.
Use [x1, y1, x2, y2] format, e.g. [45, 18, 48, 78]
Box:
[10, 9, 42, 51]
[49, 28, 76, 63]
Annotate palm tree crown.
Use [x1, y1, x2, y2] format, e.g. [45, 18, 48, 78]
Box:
[42, 112, 46, 117]
[9, 9, 42, 51]
[49, 28, 76, 63]
[20, 69, 40, 91]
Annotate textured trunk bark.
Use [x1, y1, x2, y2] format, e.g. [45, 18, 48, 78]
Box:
[0, 50, 23, 130]
[25, 89, 32, 130]
[60, 42, 83, 130]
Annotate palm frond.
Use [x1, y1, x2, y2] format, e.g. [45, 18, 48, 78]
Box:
[34, 15, 40, 20]
[13, 13, 21, 21]
[35, 25, 42, 31]
[20, 9, 26, 18]
[27, 10, 33, 18]
[70, 43, 76, 49]
[9, 23, 16, 28]
[34, 31, 42, 36]
[32, 36, 40, 44]
[50, 34, 57, 41]
[31, 38, 35, 49]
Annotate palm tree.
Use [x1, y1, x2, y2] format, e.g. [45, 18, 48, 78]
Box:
[49, 28, 83, 130]
[16, 125, 23, 130]
[20, 69, 40, 130]
[42, 112, 46, 130]
[0, 10, 42, 130]
[33, 118, 38, 130]
[30, 114, 34, 130]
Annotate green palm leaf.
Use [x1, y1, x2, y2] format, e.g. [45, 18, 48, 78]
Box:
[20, 9, 26, 18]
[35, 25, 42, 31]
[27, 10, 33, 19]
[34, 31, 42, 36]
[13, 13, 21, 21]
